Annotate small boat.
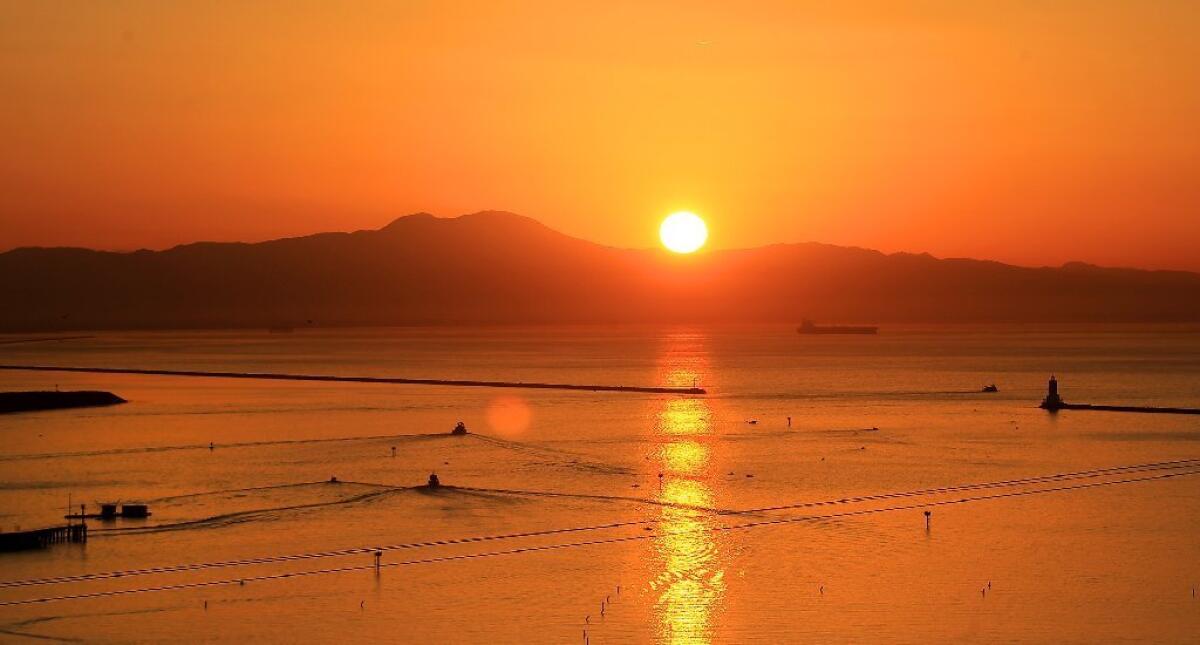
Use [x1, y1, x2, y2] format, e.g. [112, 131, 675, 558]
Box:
[797, 319, 878, 335]
[451, 421, 468, 435]
[982, 384, 998, 393]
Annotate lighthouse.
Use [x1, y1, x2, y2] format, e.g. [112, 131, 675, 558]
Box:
[1040, 375, 1064, 410]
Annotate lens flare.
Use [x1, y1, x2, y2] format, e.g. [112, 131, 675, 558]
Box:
[485, 395, 531, 436]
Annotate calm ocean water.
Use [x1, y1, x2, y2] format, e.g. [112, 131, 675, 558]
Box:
[1, 325, 1199, 643]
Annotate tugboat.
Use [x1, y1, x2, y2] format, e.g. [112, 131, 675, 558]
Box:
[451, 421, 468, 435]
[797, 319, 878, 335]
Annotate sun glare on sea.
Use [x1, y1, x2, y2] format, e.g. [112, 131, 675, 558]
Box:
[660, 212, 708, 254]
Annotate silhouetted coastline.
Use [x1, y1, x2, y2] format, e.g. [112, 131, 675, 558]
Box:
[3, 212, 1199, 331]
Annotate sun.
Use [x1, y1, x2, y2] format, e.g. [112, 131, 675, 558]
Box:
[660, 212, 708, 254]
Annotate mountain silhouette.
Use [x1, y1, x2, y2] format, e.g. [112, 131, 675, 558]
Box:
[2, 211, 1198, 330]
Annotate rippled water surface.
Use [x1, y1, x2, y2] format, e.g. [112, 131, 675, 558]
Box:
[1, 325, 1199, 643]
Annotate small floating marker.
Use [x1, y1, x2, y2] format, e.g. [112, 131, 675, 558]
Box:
[374, 550, 382, 570]
[924, 510, 932, 530]
[391, 446, 396, 458]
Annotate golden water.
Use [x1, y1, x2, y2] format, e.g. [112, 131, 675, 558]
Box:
[0, 325, 1198, 642]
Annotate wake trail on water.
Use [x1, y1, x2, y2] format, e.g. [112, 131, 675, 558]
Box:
[0, 432, 452, 462]
[6, 465, 1199, 607]
[6, 458, 1200, 594]
[145, 480, 395, 504]
[466, 433, 635, 475]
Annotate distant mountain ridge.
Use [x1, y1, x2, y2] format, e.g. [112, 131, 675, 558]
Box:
[2, 211, 1198, 330]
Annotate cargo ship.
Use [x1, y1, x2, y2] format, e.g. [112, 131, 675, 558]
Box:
[797, 319, 878, 335]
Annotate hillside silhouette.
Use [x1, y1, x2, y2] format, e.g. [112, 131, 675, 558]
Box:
[3, 211, 1198, 331]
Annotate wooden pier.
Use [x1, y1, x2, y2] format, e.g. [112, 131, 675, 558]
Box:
[0, 524, 87, 552]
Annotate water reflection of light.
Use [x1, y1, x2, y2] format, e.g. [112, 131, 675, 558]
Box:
[655, 477, 724, 644]
[659, 399, 712, 436]
[660, 440, 709, 475]
[663, 368, 702, 389]
[651, 332, 723, 645]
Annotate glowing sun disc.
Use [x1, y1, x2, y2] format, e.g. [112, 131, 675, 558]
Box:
[660, 212, 708, 254]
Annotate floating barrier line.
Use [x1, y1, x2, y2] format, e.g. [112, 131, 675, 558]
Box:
[2, 467, 1197, 607]
[3, 458, 1199, 592]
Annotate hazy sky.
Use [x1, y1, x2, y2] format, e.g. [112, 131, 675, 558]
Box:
[2, 1, 1198, 269]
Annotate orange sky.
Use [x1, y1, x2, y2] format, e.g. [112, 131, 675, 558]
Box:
[2, 1, 1198, 270]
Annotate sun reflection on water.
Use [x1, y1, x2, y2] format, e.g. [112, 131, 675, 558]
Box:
[655, 477, 724, 644]
[658, 399, 712, 436]
[652, 333, 724, 645]
[660, 440, 709, 475]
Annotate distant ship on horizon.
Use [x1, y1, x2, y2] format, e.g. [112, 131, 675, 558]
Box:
[797, 319, 879, 335]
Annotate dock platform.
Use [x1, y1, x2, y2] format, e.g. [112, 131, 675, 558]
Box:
[0, 524, 87, 552]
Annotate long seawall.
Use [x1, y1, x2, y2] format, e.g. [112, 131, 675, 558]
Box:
[1046, 402, 1200, 415]
[0, 365, 706, 395]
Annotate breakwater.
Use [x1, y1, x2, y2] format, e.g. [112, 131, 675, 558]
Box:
[0, 365, 705, 395]
[0, 390, 127, 414]
[1044, 402, 1200, 415]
